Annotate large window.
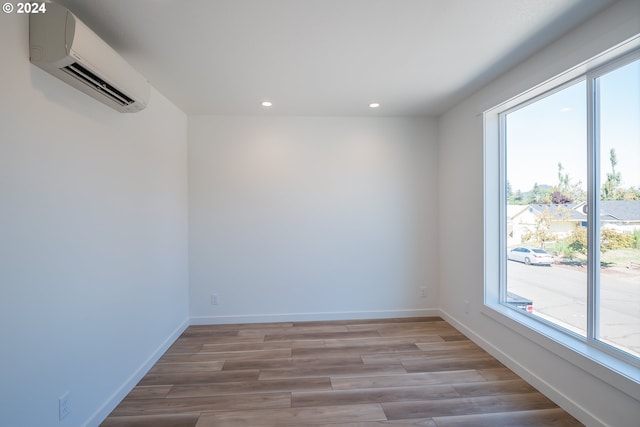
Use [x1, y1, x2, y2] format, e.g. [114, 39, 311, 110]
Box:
[484, 40, 640, 375]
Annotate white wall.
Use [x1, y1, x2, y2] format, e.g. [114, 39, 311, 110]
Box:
[437, 1, 640, 426]
[189, 115, 438, 323]
[0, 14, 189, 427]
[4, 2, 636, 426]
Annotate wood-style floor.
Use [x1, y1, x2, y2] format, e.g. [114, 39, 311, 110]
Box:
[101, 317, 582, 426]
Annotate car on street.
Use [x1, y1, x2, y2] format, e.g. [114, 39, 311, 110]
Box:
[508, 247, 554, 266]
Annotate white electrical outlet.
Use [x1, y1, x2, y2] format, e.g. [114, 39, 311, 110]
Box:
[211, 294, 219, 305]
[464, 300, 470, 314]
[59, 392, 71, 420]
[420, 287, 427, 298]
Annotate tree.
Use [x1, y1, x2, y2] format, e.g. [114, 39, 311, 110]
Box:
[522, 208, 555, 248]
[602, 148, 622, 200]
[554, 162, 573, 203]
[507, 181, 526, 204]
[512, 189, 524, 204]
[551, 190, 573, 204]
[557, 162, 569, 193]
[527, 182, 551, 204]
[568, 180, 586, 202]
[551, 162, 587, 204]
[622, 187, 640, 200]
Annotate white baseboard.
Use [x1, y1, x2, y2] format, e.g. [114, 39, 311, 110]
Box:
[84, 317, 189, 427]
[190, 308, 440, 325]
[439, 309, 604, 427]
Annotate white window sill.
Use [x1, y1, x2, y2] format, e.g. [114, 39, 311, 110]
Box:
[482, 302, 640, 400]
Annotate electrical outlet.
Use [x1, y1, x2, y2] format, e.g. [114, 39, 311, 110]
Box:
[464, 300, 470, 314]
[211, 294, 219, 305]
[59, 392, 71, 420]
[420, 287, 427, 298]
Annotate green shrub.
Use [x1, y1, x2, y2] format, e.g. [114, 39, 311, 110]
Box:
[566, 226, 587, 255]
[563, 227, 636, 253]
[601, 228, 635, 252]
[552, 240, 575, 258]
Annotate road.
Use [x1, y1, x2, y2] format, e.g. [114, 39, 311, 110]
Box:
[507, 260, 640, 356]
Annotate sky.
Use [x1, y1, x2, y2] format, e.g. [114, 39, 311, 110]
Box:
[506, 58, 640, 194]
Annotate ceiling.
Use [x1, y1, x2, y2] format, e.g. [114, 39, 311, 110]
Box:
[56, 0, 615, 116]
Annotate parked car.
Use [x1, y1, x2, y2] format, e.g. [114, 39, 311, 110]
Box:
[506, 291, 533, 313]
[508, 247, 554, 265]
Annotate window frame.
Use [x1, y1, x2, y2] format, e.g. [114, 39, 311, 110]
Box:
[483, 35, 640, 399]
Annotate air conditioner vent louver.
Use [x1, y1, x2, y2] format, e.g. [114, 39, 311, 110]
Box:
[62, 62, 135, 107]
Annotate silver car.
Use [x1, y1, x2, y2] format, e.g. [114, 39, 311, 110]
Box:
[508, 247, 554, 265]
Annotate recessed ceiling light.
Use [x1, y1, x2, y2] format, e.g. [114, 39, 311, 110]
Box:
[261, 101, 273, 107]
[369, 103, 380, 108]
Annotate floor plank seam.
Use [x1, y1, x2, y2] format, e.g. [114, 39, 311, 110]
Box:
[99, 317, 583, 427]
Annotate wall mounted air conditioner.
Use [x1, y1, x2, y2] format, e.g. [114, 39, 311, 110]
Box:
[29, 3, 150, 113]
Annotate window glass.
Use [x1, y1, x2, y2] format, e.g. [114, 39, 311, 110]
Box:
[504, 81, 588, 337]
[597, 58, 640, 357]
[487, 43, 640, 378]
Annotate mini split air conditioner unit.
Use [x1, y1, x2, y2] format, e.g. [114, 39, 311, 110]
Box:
[29, 3, 150, 113]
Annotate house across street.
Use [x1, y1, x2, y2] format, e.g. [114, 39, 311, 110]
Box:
[507, 200, 640, 245]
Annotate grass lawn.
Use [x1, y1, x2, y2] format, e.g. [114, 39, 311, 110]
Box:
[554, 248, 640, 269]
[601, 248, 640, 269]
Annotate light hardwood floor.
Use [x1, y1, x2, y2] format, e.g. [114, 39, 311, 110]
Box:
[100, 317, 582, 426]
